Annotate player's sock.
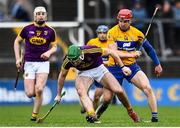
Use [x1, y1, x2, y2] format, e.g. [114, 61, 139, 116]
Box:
[127, 108, 141, 122]
[87, 110, 95, 116]
[151, 112, 158, 122]
[96, 102, 109, 119]
[30, 112, 38, 121]
[86, 110, 101, 123]
[80, 107, 86, 114]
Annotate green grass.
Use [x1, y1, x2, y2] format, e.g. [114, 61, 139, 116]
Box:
[0, 104, 180, 127]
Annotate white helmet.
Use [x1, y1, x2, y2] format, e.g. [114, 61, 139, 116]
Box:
[34, 6, 47, 15]
[34, 6, 47, 24]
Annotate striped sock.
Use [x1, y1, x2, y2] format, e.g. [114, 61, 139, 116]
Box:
[152, 112, 158, 119]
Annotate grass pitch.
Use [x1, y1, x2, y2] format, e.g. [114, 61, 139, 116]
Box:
[0, 104, 180, 127]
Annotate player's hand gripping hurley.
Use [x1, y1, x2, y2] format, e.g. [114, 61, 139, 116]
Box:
[36, 91, 66, 123]
[14, 49, 24, 91]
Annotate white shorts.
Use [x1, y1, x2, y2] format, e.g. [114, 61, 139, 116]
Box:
[78, 64, 109, 83]
[24, 61, 49, 79]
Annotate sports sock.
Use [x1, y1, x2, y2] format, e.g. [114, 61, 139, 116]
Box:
[32, 112, 38, 118]
[152, 112, 158, 119]
[127, 108, 133, 114]
[87, 110, 95, 116]
[96, 102, 109, 119]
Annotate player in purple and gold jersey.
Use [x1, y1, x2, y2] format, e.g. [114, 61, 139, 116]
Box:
[96, 9, 162, 122]
[86, 25, 110, 111]
[55, 45, 141, 123]
[14, 6, 57, 121]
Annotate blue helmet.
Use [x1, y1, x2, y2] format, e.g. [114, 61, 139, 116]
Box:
[96, 25, 109, 33]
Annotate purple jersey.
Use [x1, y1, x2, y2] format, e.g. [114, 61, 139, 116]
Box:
[62, 45, 103, 71]
[18, 23, 56, 62]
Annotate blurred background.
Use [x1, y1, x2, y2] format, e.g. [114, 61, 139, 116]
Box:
[0, 0, 180, 106]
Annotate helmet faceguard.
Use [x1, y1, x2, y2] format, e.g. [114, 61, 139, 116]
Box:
[34, 6, 47, 25]
[96, 25, 109, 34]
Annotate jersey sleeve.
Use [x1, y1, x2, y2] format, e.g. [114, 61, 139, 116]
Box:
[137, 29, 145, 44]
[18, 27, 27, 39]
[61, 56, 72, 70]
[107, 31, 115, 42]
[83, 46, 103, 57]
[50, 29, 57, 46]
[87, 39, 93, 45]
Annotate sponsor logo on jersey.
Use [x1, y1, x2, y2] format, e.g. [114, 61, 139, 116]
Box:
[44, 31, 48, 35]
[30, 36, 46, 45]
[123, 42, 131, 47]
[29, 31, 35, 34]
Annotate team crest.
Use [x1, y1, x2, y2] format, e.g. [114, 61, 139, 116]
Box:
[124, 35, 128, 40]
[36, 30, 42, 36]
[29, 31, 35, 34]
[44, 31, 48, 35]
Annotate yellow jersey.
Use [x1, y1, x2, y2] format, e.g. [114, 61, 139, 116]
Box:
[108, 25, 145, 65]
[87, 38, 113, 62]
[87, 38, 109, 48]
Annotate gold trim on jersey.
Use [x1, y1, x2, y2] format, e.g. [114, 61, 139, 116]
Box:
[61, 57, 70, 70]
[83, 48, 102, 54]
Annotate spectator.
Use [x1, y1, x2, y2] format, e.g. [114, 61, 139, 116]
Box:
[10, 0, 31, 21]
[172, 0, 180, 55]
[162, 0, 175, 56]
[132, 0, 147, 32]
[0, 1, 6, 21]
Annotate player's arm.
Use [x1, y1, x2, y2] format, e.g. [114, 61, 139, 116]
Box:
[14, 36, 23, 69]
[103, 48, 124, 67]
[103, 48, 132, 76]
[55, 68, 69, 102]
[142, 39, 162, 76]
[108, 43, 141, 58]
[41, 29, 58, 60]
[40, 44, 57, 60]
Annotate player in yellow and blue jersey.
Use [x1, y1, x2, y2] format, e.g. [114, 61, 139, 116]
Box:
[96, 9, 163, 122]
[82, 25, 141, 119]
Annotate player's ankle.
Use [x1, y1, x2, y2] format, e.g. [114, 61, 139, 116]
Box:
[151, 112, 158, 122]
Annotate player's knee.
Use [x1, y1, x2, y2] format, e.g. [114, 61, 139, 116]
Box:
[114, 89, 124, 96]
[26, 91, 35, 98]
[35, 86, 43, 95]
[76, 88, 86, 98]
[143, 86, 153, 96]
[103, 95, 112, 103]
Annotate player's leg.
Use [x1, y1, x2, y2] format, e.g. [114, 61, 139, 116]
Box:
[32, 73, 48, 120]
[24, 62, 36, 97]
[96, 87, 113, 119]
[101, 72, 140, 122]
[93, 81, 103, 110]
[24, 62, 37, 121]
[75, 76, 99, 123]
[31, 61, 49, 121]
[24, 79, 36, 98]
[80, 81, 103, 114]
[131, 70, 158, 122]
